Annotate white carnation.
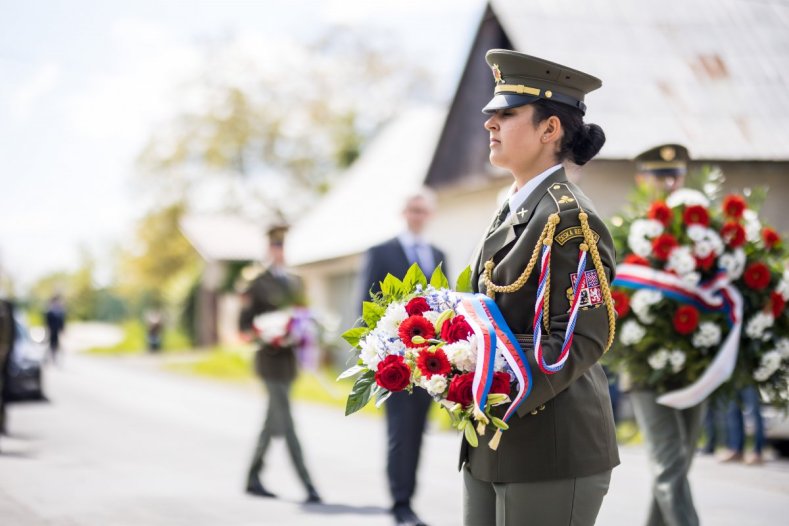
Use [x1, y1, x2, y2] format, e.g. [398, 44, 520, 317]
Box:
[776, 338, 789, 359]
[687, 225, 707, 242]
[444, 335, 477, 372]
[745, 312, 775, 341]
[377, 302, 408, 335]
[754, 367, 773, 382]
[743, 210, 762, 243]
[628, 219, 663, 257]
[648, 349, 670, 370]
[719, 249, 746, 281]
[423, 374, 448, 397]
[692, 322, 722, 348]
[669, 350, 687, 373]
[667, 189, 710, 208]
[631, 289, 663, 324]
[422, 310, 441, 326]
[777, 272, 789, 301]
[681, 272, 702, 287]
[762, 350, 783, 371]
[666, 246, 696, 276]
[620, 320, 646, 346]
[359, 333, 385, 369]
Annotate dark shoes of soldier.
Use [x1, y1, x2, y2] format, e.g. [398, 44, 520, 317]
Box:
[304, 485, 322, 504]
[392, 503, 428, 526]
[245, 478, 276, 498]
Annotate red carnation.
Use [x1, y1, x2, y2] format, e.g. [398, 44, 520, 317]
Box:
[683, 205, 710, 226]
[446, 372, 475, 407]
[398, 315, 435, 348]
[490, 371, 512, 395]
[723, 194, 747, 219]
[624, 254, 650, 266]
[771, 291, 786, 318]
[695, 253, 716, 271]
[648, 201, 673, 226]
[610, 290, 631, 318]
[762, 227, 781, 250]
[743, 262, 771, 290]
[405, 297, 431, 317]
[416, 348, 451, 379]
[720, 222, 746, 248]
[673, 305, 700, 335]
[440, 315, 473, 343]
[375, 355, 411, 392]
[652, 233, 679, 261]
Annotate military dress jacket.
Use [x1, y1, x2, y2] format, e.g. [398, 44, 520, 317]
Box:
[460, 168, 620, 483]
[240, 268, 306, 383]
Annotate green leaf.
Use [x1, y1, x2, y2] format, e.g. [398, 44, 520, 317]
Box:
[341, 327, 369, 347]
[336, 364, 365, 381]
[362, 301, 385, 327]
[455, 266, 473, 293]
[345, 370, 376, 416]
[463, 421, 479, 447]
[375, 389, 392, 408]
[430, 263, 450, 289]
[490, 416, 509, 430]
[381, 273, 405, 299]
[403, 263, 428, 292]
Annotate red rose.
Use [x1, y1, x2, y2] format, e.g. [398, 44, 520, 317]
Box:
[490, 371, 512, 395]
[405, 297, 431, 317]
[673, 305, 700, 335]
[683, 205, 710, 226]
[610, 290, 631, 318]
[416, 348, 451, 379]
[440, 314, 473, 343]
[652, 233, 679, 261]
[762, 227, 781, 250]
[375, 355, 411, 392]
[398, 315, 435, 348]
[648, 201, 673, 226]
[446, 372, 474, 407]
[771, 291, 786, 318]
[695, 253, 716, 271]
[623, 254, 650, 266]
[743, 262, 771, 290]
[723, 194, 747, 219]
[720, 222, 746, 248]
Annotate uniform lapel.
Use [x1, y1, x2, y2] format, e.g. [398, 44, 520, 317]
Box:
[476, 168, 569, 274]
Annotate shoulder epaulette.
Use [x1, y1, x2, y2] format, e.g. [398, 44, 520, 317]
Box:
[547, 183, 580, 213]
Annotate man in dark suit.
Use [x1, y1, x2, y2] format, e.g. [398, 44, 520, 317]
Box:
[240, 224, 321, 504]
[359, 189, 447, 526]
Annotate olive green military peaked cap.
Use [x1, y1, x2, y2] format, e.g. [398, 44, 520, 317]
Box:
[634, 144, 690, 177]
[266, 223, 289, 246]
[482, 50, 602, 115]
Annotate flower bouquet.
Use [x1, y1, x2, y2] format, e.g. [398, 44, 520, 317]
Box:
[252, 307, 321, 370]
[339, 264, 533, 449]
[719, 193, 789, 407]
[605, 183, 738, 408]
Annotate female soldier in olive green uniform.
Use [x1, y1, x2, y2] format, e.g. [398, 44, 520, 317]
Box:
[461, 50, 619, 526]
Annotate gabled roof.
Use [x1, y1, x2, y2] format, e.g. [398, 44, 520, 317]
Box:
[287, 107, 446, 266]
[491, 0, 789, 160]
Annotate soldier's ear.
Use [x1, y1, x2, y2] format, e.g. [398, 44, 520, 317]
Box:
[542, 115, 562, 144]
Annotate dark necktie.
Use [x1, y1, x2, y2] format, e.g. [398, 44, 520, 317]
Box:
[488, 201, 511, 235]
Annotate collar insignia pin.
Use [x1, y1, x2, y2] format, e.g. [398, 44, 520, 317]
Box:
[517, 208, 528, 219]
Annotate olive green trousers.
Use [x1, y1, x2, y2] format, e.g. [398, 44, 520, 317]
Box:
[462, 466, 612, 526]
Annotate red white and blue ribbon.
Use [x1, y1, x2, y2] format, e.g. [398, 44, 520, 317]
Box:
[533, 244, 589, 374]
[457, 294, 533, 422]
[614, 263, 743, 409]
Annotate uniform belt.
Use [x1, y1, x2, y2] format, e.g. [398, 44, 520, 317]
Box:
[514, 334, 549, 348]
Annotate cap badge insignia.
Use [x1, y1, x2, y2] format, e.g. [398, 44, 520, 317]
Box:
[491, 64, 503, 84]
[660, 146, 676, 161]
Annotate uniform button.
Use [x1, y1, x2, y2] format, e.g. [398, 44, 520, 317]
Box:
[539, 404, 545, 411]
[530, 410, 538, 415]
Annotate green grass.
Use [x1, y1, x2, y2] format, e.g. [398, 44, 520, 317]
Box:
[87, 320, 193, 355]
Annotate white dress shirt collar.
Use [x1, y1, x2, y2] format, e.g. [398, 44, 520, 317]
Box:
[508, 163, 563, 219]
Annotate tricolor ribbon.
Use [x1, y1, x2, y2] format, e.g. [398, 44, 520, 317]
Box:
[613, 263, 743, 409]
[457, 294, 533, 423]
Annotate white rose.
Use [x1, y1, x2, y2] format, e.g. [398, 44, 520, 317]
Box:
[359, 334, 384, 369]
[424, 374, 448, 397]
[620, 320, 646, 346]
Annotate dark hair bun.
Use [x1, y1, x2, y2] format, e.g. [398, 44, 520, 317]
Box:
[571, 123, 606, 165]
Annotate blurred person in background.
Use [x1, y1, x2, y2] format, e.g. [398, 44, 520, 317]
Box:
[358, 188, 447, 526]
[145, 308, 163, 353]
[0, 299, 14, 442]
[628, 144, 706, 526]
[44, 294, 66, 364]
[721, 385, 765, 465]
[239, 224, 322, 504]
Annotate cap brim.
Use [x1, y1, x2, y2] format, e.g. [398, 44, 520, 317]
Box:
[482, 93, 539, 114]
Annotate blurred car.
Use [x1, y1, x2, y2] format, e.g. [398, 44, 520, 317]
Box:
[763, 403, 789, 457]
[3, 316, 47, 401]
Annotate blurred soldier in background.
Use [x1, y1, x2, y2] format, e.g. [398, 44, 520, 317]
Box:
[239, 224, 322, 504]
[359, 189, 447, 526]
[44, 294, 66, 364]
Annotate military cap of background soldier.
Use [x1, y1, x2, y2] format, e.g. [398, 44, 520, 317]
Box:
[634, 144, 690, 193]
[266, 223, 289, 247]
[482, 49, 602, 115]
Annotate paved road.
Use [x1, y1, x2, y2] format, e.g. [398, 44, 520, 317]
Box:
[1, 352, 788, 525]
